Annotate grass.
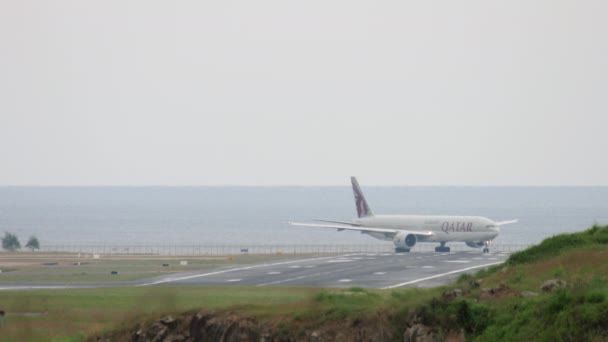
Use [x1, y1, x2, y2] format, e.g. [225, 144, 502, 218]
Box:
[0, 286, 318, 341]
[0, 285, 445, 341]
[0, 253, 298, 283]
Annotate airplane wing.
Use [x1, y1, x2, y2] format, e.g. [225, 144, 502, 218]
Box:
[288, 222, 434, 236]
[495, 219, 518, 226]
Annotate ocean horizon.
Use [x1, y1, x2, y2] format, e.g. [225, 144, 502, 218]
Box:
[1, 186, 607, 248]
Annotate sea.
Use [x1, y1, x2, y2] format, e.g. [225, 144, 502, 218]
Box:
[0, 187, 606, 247]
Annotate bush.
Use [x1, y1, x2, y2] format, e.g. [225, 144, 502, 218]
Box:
[2, 232, 21, 251]
[454, 300, 493, 335]
[507, 225, 608, 265]
[25, 236, 40, 251]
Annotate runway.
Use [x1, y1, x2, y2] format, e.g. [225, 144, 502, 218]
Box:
[139, 250, 509, 289]
[0, 251, 509, 290]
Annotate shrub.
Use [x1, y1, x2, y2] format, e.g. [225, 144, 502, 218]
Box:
[25, 236, 40, 251]
[2, 232, 21, 251]
[507, 225, 608, 265]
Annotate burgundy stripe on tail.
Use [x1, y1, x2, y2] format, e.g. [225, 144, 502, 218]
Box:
[351, 177, 374, 218]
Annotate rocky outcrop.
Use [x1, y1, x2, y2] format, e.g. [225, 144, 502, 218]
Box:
[479, 283, 515, 300]
[93, 310, 395, 342]
[442, 289, 463, 301]
[540, 279, 567, 292]
[403, 323, 438, 342]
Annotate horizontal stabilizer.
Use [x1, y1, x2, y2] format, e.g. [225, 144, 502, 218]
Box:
[495, 219, 518, 226]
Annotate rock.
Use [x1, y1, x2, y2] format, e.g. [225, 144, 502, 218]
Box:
[521, 291, 539, 297]
[404, 323, 439, 342]
[480, 283, 515, 300]
[442, 289, 463, 300]
[540, 279, 567, 292]
[469, 280, 481, 288]
[160, 315, 177, 326]
[188, 312, 260, 341]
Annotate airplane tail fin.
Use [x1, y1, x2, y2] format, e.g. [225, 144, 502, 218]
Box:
[351, 177, 374, 218]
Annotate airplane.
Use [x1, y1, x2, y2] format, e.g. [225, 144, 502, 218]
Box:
[289, 177, 517, 253]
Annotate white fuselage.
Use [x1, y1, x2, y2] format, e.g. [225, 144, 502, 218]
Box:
[355, 215, 499, 243]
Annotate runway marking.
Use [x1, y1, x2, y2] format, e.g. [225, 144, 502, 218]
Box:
[256, 266, 360, 286]
[327, 259, 353, 263]
[472, 257, 483, 260]
[422, 266, 434, 268]
[267, 271, 281, 275]
[304, 265, 316, 268]
[289, 266, 301, 268]
[138, 254, 356, 286]
[382, 262, 503, 289]
[365, 258, 376, 260]
[226, 279, 241, 282]
[339, 279, 352, 282]
[443, 260, 471, 263]
[374, 272, 386, 275]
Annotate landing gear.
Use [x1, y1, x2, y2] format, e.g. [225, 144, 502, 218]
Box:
[483, 247, 490, 253]
[435, 242, 450, 253]
[483, 241, 491, 253]
[395, 247, 411, 253]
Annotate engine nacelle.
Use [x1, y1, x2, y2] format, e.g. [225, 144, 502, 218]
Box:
[394, 232, 417, 248]
[466, 241, 485, 248]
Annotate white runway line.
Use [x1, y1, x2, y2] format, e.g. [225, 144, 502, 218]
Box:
[339, 279, 352, 282]
[443, 260, 471, 263]
[256, 266, 360, 287]
[421, 266, 434, 268]
[289, 265, 301, 268]
[327, 259, 354, 263]
[137, 254, 355, 286]
[267, 271, 281, 275]
[382, 262, 503, 289]
[374, 272, 386, 275]
[226, 279, 241, 282]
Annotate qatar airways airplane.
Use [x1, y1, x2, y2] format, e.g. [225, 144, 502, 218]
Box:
[289, 177, 517, 253]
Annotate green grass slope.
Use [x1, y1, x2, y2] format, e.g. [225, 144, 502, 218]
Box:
[427, 225, 608, 341]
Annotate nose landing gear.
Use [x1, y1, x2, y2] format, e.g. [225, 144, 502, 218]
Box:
[483, 240, 492, 253]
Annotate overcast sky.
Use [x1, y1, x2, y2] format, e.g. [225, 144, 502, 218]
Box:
[0, 1, 606, 186]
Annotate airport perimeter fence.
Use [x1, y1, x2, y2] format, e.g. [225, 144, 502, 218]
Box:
[37, 243, 532, 256]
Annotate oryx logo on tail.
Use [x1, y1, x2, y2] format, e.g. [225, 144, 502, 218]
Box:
[351, 176, 373, 218]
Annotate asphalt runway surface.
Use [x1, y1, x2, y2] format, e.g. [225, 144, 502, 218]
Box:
[141, 251, 508, 289]
[0, 251, 509, 290]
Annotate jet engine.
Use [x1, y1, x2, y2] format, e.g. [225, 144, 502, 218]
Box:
[466, 241, 485, 248]
[394, 232, 417, 248]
